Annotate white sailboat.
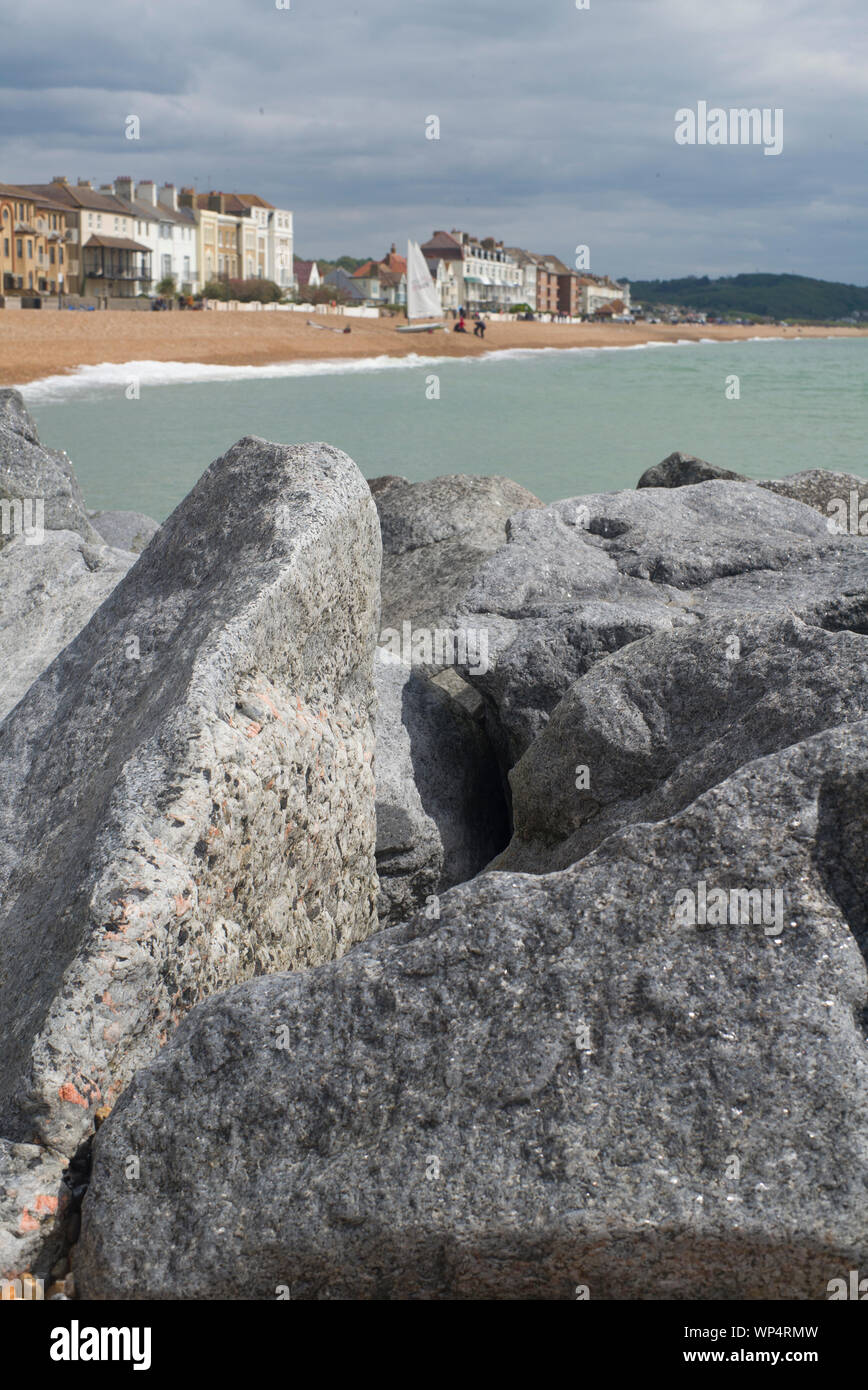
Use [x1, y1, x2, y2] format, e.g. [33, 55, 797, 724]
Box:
[396, 239, 447, 333]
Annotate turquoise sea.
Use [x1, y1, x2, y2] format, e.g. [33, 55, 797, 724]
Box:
[19, 337, 868, 521]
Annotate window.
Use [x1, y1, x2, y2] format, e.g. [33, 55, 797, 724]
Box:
[162, 254, 171, 277]
[2, 239, 7, 256]
[27, 240, 32, 258]
[50, 247, 55, 264]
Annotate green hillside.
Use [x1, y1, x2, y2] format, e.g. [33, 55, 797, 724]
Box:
[627, 273, 868, 321]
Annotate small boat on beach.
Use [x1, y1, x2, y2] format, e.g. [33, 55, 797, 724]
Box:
[396, 240, 448, 333]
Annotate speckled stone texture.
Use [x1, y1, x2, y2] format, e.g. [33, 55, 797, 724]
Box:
[0, 530, 136, 724]
[77, 717, 868, 1300]
[0, 388, 101, 545]
[447, 482, 868, 764]
[497, 612, 868, 873]
[0, 436, 381, 1279]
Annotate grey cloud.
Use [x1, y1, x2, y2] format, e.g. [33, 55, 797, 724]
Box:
[0, 0, 865, 281]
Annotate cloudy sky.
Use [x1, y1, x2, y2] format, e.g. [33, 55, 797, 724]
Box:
[0, 0, 865, 283]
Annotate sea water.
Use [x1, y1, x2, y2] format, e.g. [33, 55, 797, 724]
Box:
[20, 337, 868, 521]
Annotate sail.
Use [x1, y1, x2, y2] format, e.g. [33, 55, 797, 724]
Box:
[406, 240, 442, 321]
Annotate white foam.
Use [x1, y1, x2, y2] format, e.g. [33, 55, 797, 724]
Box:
[17, 333, 844, 401]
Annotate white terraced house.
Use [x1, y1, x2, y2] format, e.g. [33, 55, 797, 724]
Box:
[107, 178, 199, 295]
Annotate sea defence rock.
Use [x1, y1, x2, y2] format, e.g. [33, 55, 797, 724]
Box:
[0, 388, 100, 545]
[369, 473, 542, 631]
[636, 452, 747, 488]
[77, 716, 868, 1300]
[449, 482, 868, 764]
[497, 612, 868, 873]
[758, 469, 868, 527]
[0, 435, 381, 1265]
[88, 510, 160, 554]
[374, 659, 509, 925]
[636, 451, 868, 531]
[0, 531, 135, 724]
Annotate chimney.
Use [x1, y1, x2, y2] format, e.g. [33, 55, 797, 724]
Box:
[114, 176, 135, 203]
[52, 175, 68, 185]
[158, 182, 179, 212]
[178, 187, 196, 209]
[77, 178, 92, 189]
[135, 180, 157, 206]
[207, 192, 226, 214]
[99, 182, 116, 196]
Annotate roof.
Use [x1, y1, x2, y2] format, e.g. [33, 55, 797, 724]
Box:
[380, 247, 407, 274]
[379, 267, 405, 288]
[352, 261, 379, 279]
[83, 234, 151, 251]
[293, 258, 320, 286]
[421, 230, 463, 258]
[18, 182, 132, 215]
[0, 182, 70, 213]
[323, 268, 366, 299]
[236, 194, 274, 209]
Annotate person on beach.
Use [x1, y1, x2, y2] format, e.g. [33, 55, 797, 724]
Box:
[454, 315, 467, 333]
[473, 315, 486, 338]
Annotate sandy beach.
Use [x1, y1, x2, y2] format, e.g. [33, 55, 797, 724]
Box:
[0, 309, 865, 387]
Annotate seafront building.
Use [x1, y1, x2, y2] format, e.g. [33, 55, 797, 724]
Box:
[0, 182, 75, 295]
[94, 178, 199, 294]
[13, 177, 152, 296]
[578, 274, 632, 317]
[350, 245, 407, 306]
[3, 174, 295, 300]
[420, 230, 522, 313]
[189, 191, 294, 292]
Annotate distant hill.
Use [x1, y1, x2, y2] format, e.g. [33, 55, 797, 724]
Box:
[626, 273, 868, 321]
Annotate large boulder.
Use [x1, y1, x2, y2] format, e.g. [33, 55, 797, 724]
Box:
[370, 473, 542, 631]
[88, 510, 159, 554]
[374, 659, 509, 925]
[636, 452, 747, 488]
[636, 451, 868, 533]
[0, 531, 135, 724]
[77, 716, 868, 1300]
[758, 469, 868, 528]
[0, 389, 100, 545]
[497, 612, 868, 873]
[448, 482, 868, 764]
[0, 436, 381, 1231]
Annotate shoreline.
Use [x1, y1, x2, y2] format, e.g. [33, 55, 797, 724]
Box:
[1, 311, 866, 390]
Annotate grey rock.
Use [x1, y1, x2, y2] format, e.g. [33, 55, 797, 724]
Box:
[758, 469, 868, 528]
[0, 437, 381, 1177]
[636, 451, 747, 488]
[0, 392, 100, 546]
[77, 717, 868, 1300]
[498, 612, 868, 873]
[370, 473, 543, 630]
[0, 388, 41, 445]
[89, 510, 160, 555]
[374, 658, 509, 926]
[0, 1140, 67, 1282]
[450, 482, 868, 763]
[0, 531, 135, 724]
